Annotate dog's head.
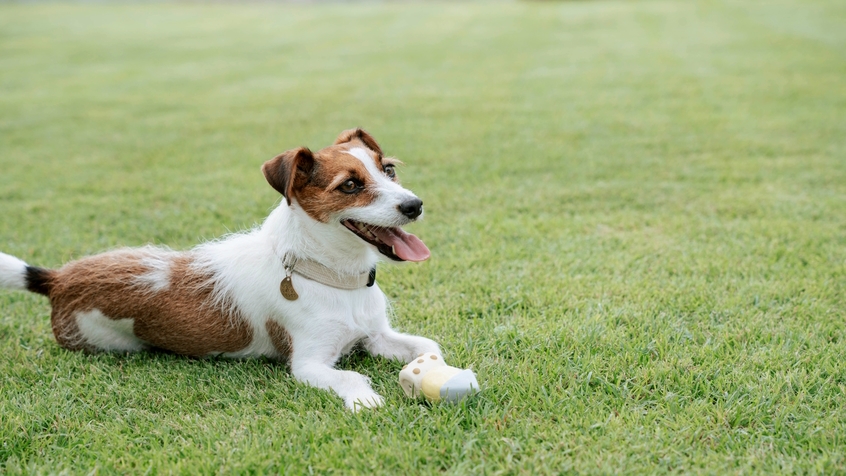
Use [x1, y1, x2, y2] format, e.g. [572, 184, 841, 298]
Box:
[262, 128, 430, 262]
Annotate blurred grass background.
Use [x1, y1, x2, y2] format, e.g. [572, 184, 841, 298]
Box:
[1, 1, 845, 473]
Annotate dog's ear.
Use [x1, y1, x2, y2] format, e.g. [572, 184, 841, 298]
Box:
[262, 147, 315, 205]
[334, 128, 383, 156]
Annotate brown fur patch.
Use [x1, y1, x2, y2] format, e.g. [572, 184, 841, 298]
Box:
[48, 250, 253, 356]
[263, 130, 401, 222]
[294, 144, 384, 223]
[265, 319, 293, 365]
[262, 147, 315, 206]
[334, 128, 383, 156]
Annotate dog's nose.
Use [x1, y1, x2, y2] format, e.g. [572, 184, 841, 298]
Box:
[398, 198, 423, 219]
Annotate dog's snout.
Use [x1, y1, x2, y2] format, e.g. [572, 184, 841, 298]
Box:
[398, 198, 423, 219]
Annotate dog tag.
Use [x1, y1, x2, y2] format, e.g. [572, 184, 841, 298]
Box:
[280, 276, 298, 301]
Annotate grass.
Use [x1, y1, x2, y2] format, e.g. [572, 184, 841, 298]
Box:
[1, 0, 845, 473]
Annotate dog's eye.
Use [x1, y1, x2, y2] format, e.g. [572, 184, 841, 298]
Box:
[384, 165, 396, 179]
[338, 179, 362, 194]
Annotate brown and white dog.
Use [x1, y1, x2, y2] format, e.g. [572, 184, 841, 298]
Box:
[0, 128, 441, 411]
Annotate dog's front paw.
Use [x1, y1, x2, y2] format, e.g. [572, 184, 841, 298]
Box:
[345, 391, 385, 412]
[363, 332, 442, 363]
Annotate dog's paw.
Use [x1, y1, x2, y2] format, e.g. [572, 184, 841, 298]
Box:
[405, 337, 442, 362]
[345, 391, 385, 412]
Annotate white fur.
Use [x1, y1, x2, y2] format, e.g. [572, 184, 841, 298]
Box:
[76, 310, 146, 352]
[134, 255, 174, 292]
[221, 321, 278, 359]
[0, 252, 28, 290]
[345, 147, 423, 227]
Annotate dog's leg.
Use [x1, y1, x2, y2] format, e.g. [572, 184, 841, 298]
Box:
[363, 328, 441, 363]
[290, 352, 385, 411]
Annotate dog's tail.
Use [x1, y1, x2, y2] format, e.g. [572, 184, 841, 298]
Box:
[0, 252, 53, 296]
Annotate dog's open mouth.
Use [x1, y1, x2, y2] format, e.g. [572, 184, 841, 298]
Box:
[342, 219, 430, 262]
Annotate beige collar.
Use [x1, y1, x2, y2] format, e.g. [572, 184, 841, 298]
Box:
[283, 253, 375, 290]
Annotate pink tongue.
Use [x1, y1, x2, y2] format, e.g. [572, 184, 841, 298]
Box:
[372, 227, 431, 262]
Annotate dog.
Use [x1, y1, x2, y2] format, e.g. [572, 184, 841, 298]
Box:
[0, 128, 441, 411]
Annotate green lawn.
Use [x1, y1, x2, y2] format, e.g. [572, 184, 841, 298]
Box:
[2, 0, 845, 473]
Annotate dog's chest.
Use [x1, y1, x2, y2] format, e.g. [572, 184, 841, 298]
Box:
[273, 282, 387, 349]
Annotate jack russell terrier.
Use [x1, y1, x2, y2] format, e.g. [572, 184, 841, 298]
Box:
[0, 128, 441, 411]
